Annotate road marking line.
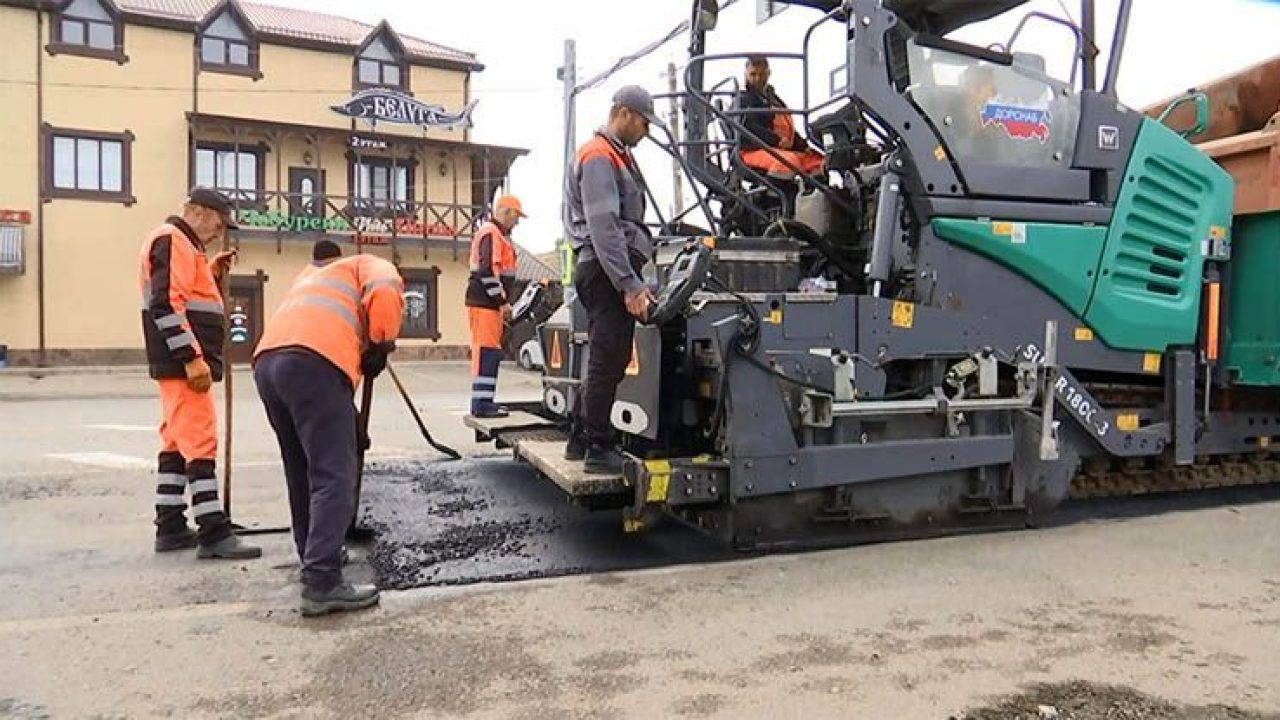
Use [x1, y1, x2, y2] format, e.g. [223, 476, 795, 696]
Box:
[85, 424, 155, 432]
[43, 452, 151, 469]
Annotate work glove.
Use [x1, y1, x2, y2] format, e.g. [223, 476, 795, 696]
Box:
[184, 357, 213, 393]
[360, 342, 393, 380]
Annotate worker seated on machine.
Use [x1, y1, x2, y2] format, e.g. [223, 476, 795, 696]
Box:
[737, 55, 825, 179]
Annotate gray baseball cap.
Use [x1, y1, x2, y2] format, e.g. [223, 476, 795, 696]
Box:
[612, 85, 659, 124]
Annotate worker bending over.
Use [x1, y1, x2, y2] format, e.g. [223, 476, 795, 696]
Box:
[253, 248, 404, 617]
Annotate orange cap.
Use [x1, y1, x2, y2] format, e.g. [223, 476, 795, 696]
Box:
[496, 195, 527, 218]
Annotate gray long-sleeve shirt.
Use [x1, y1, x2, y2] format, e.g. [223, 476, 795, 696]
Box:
[563, 128, 651, 295]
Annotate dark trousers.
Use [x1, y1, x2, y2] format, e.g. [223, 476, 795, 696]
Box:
[574, 258, 637, 445]
[253, 349, 357, 591]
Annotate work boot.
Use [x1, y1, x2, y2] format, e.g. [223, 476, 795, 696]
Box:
[154, 526, 196, 553]
[197, 533, 263, 560]
[300, 582, 380, 617]
[584, 444, 626, 475]
[563, 431, 587, 461]
[472, 403, 509, 419]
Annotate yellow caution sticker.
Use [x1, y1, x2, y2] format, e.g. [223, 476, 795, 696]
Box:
[1142, 353, 1162, 374]
[766, 309, 783, 324]
[645, 459, 671, 503]
[1074, 327, 1094, 342]
[697, 380, 713, 398]
[992, 221, 1014, 236]
[1117, 413, 1141, 432]
[1209, 225, 1227, 240]
[891, 301, 915, 329]
[933, 145, 947, 162]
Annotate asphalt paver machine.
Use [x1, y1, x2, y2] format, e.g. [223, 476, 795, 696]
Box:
[468, 0, 1280, 549]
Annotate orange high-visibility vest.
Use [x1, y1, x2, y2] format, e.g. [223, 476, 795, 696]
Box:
[138, 217, 226, 381]
[255, 254, 404, 387]
[465, 221, 517, 309]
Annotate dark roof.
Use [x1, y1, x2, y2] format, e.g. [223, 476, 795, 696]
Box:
[3, 0, 482, 70]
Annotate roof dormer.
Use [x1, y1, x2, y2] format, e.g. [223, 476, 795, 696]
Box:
[199, 1, 261, 78]
[48, 0, 127, 64]
[353, 21, 409, 93]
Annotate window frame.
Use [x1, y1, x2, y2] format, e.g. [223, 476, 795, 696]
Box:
[193, 141, 268, 207]
[352, 29, 411, 94]
[197, 5, 262, 79]
[345, 153, 418, 218]
[398, 267, 441, 341]
[41, 124, 135, 205]
[47, 0, 128, 64]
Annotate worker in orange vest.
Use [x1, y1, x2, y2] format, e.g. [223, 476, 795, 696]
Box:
[139, 188, 261, 559]
[738, 56, 825, 177]
[253, 249, 404, 617]
[466, 195, 525, 418]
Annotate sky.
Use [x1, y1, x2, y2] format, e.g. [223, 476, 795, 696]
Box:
[263, 0, 1280, 253]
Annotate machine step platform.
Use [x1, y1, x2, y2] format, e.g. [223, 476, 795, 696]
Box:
[464, 413, 631, 503]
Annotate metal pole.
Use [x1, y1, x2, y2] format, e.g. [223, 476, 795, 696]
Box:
[35, 1, 46, 367]
[1080, 0, 1096, 92]
[1100, 0, 1132, 98]
[666, 61, 685, 218]
[560, 39, 577, 212]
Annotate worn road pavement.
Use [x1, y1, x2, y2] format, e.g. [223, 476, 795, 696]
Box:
[1, 362, 1278, 719]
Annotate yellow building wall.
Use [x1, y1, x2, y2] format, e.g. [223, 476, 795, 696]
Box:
[0, 6, 40, 353]
[0, 6, 490, 363]
[40, 22, 193, 353]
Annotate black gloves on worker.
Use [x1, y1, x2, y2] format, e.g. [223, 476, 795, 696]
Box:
[360, 342, 395, 380]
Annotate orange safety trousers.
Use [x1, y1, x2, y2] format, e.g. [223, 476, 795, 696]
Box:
[740, 147, 826, 177]
[157, 378, 217, 461]
[468, 307, 504, 376]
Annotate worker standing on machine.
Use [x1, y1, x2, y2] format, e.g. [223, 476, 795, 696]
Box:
[563, 85, 658, 475]
[139, 188, 261, 560]
[252, 251, 404, 617]
[466, 195, 526, 419]
[738, 55, 825, 177]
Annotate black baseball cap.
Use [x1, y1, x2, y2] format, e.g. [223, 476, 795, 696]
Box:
[187, 187, 240, 230]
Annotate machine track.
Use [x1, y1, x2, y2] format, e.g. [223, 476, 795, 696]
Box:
[1068, 383, 1280, 499]
[1069, 453, 1280, 499]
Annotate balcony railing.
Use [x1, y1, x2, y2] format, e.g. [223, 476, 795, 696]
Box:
[223, 189, 484, 243]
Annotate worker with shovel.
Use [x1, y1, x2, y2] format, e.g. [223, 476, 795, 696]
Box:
[139, 188, 261, 560]
[253, 247, 403, 617]
[465, 195, 525, 418]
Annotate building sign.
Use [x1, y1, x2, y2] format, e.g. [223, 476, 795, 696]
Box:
[331, 90, 478, 130]
[349, 135, 389, 150]
[234, 208, 459, 243]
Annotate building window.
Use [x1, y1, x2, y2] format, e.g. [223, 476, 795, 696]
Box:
[194, 144, 264, 203]
[400, 268, 440, 340]
[354, 33, 408, 92]
[48, 0, 127, 63]
[42, 125, 134, 204]
[199, 8, 259, 77]
[349, 156, 415, 216]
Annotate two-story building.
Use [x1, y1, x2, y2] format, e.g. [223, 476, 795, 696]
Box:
[0, 0, 527, 366]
